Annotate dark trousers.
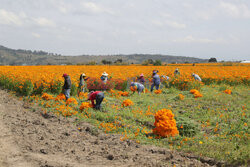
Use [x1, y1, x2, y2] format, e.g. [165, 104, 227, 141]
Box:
[151, 83, 159, 92]
[95, 92, 104, 110]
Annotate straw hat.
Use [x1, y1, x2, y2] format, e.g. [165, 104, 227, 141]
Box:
[102, 72, 108, 76]
[81, 73, 86, 77]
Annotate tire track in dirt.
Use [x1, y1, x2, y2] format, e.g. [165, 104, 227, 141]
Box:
[0, 89, 218, 167]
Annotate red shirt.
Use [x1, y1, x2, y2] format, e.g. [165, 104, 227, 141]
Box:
[88, 91, 101, 107]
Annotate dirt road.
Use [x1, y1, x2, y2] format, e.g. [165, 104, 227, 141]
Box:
[0, 89, 218, 167]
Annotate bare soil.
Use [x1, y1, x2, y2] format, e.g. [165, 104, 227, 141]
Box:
[0, 89, 220, 167]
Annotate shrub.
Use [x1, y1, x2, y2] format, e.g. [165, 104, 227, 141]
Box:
[22, 80, 34, 96]
[50, 80, 63, 94]
[176, 116, 199, 137]
[87, 78, 115, 91]
[70, 83, 78, 96]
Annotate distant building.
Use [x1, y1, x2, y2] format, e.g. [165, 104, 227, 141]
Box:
[240, 61, 250, 63]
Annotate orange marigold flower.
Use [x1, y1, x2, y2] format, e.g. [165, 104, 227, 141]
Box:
[190, 89, 199, 94]
[79, 102, 92, 110]
[224, 89, 232, 94]
[55, 105, 78, 117]
[41, 93, 54, 101]
[194, 92, 203, 98]
[130, 86, 137, 92]
[190, 89, 203, 98]
[55, 93, 66, 101]
[154, 90, 162, 94]
[153, 109, 179, 137]
[179, 94, 185, 100]
[79, 92, 88, 99]
[118, 91, 129, 96]
[122, 99, 134, 107]
[66, 98, 78, 105]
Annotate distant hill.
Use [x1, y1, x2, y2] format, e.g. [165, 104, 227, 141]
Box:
[0, 45, 208, 65]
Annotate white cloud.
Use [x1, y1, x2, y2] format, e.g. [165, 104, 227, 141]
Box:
[58, 6, 68, 14]
[0, 9, 24, 26]
[220, 2, 250, 19]
[33, 17, 56, 27]
[173, 35, 225, 44]
[165, 20, 186, 29]
[80, 2, 114, 15]
[152, 19, 186, 29]
[31, 32, 40, 38]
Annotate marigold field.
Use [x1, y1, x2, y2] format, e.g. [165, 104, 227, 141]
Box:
[0, 63, 249, 165]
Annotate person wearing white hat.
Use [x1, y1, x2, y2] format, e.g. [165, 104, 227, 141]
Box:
[78, 73, 89, 95]
[192, 73, 202, 82]
[101, 72, 109, 84]
[174, 68, 180, 76]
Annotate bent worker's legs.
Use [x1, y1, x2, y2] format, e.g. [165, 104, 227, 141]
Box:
[95, 92, 104, 110]
[155, 84, 160, 90]
[64, 89, 70, 100]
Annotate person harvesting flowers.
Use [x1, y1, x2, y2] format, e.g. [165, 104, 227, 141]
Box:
[151, 70, 160, 92]
[88, 91, 105, 110]
[130, 82, 145, 94]
[192, 73, 202, 81]
[137, 73, 145, 85]
[62, 73, 71, 101]
[78, 73, 89, 95]
[100, 72, 108, 84]
[174, 68, 180, 76]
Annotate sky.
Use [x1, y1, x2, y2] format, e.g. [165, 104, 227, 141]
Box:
[0, 0, 250, 61]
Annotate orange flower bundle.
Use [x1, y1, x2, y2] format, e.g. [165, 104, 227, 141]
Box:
[190, 89, 203, 98]
[224, 89, 232, 94]
[55, 93, 66, 101]
[179, 94, 185, 100]
[154, 90, 162, 94]
[79, 102, 92, 110]
[153, 109, 179, 137]
[41, 93, 54, 101]
[122, 99, 134, 107]
[130, 86, 137, 92]
[66, 98, 78, 105]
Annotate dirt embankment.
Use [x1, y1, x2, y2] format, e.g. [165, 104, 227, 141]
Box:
[0, 89, 219, 167]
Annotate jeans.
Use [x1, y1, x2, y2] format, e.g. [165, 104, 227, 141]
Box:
[151, 83, 159, 92]
[95, 92, 104, 110]
[64, 89, 71, 100]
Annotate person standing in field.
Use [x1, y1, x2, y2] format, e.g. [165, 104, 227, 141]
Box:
[101, 72, 108, 84]
[137, 73, 145, 85]
[192, 73, 202, 81]
[78, 73, 89, 95]
[62, 73, 71, 101]
[174, 68, 180, 76]
[151, 70, 160, 92]
[130, 82, 145, 94]
[88, 91, 105, 110]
